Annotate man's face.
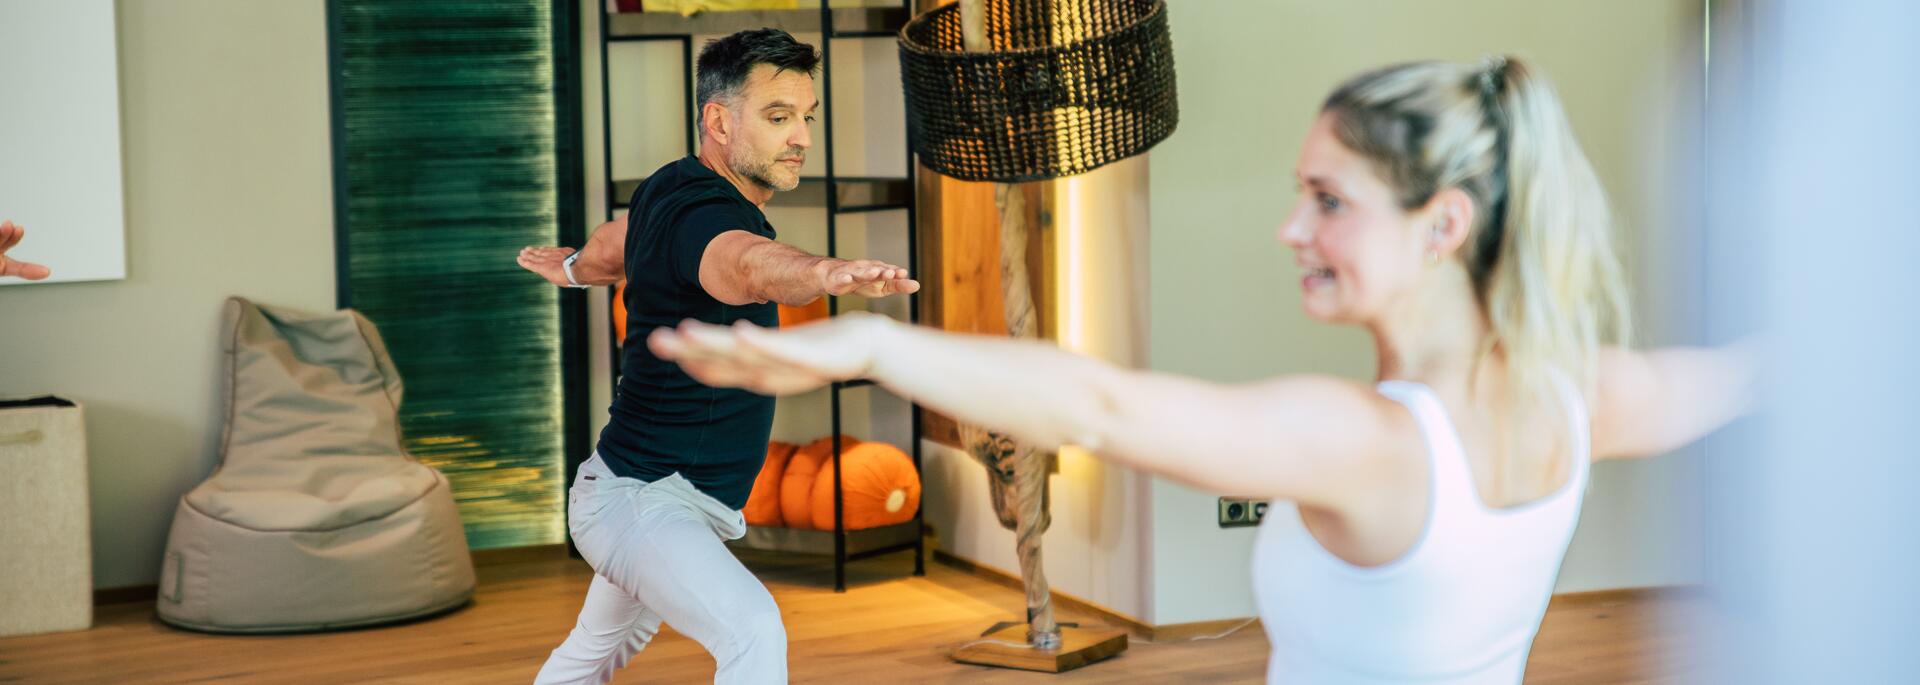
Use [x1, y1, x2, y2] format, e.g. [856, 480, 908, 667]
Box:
[719, 64, 818, 192]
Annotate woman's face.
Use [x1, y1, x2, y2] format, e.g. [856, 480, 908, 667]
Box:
[1279, 114, 1432, 325]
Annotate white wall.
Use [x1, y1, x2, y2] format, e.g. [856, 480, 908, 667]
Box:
[0, 0, 336, 590]
[1145, 0, 1709, 624]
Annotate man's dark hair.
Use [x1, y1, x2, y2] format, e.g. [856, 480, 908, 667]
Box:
[695, 29, 820, 114]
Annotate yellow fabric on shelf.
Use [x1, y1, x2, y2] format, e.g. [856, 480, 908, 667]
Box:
[647, 0, 798, 17]
[640, 0, 886, 17]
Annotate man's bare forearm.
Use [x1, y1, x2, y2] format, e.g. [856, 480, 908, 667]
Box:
[737, 239, 829, 305]
[572, 218, 626, 285]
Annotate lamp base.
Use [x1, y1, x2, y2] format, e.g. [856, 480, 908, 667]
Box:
[949, 623, 1129, 673]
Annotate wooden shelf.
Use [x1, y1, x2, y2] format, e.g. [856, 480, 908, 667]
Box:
[597, 0, 925, 592]
[727, 521, 921, 559]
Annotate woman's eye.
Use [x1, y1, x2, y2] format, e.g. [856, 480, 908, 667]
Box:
[1317, 193, 1341, 212]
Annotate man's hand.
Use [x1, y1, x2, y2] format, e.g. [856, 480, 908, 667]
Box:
[518, 246, 579, 287]
[819, 259, 920, 298]
[0, 221, 52, 281]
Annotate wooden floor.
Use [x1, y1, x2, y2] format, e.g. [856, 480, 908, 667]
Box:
[0, 551, 1698, 684]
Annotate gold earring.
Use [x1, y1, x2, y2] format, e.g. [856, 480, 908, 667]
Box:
[1425, 249, 1439, 265]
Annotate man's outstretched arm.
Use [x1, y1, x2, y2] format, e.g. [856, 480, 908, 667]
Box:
[518, 217, 625, 287]
[698, 230, 918, 306]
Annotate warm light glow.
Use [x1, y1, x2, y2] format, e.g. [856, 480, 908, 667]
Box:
[1035, 1, 1106, 480]
[1052, 157, 1149, 478]
[1060, 174, 1087, 352]
[1054, 172, 1098, 477]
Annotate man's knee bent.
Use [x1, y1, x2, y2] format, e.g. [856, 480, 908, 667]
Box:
[716, 607, 787, 661]
[566, 622, 638, 655]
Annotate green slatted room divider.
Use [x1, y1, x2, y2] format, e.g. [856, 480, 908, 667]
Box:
[328, 0, 587, 550]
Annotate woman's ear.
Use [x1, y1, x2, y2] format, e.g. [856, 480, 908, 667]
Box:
[1424, 187, 1477, 259]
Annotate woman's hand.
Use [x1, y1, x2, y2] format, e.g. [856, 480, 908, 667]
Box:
[647, 313, 890, 396]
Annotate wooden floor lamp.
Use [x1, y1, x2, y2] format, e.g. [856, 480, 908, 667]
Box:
[899, 0, 1178, 672]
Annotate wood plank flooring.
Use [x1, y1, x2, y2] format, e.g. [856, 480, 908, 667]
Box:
[0, 550, 1699, 683]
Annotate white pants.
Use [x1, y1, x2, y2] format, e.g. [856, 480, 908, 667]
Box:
[533, 454, 787, 684]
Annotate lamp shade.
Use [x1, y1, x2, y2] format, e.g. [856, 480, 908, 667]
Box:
[899, 0, 1178, 183]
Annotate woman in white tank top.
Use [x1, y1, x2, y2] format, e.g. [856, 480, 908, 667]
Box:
[648, 56, 1757, 684]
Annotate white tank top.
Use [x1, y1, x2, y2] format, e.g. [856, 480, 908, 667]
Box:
[1252, 377, 1590, 684]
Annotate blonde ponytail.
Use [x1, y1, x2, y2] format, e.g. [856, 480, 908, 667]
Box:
[1485, 57, 1632, 403]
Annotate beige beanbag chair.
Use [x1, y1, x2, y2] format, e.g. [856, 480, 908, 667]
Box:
[156, 297, 475, 633]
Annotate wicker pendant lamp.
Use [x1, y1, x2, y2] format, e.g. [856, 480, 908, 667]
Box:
[899, 0, 1179, 183]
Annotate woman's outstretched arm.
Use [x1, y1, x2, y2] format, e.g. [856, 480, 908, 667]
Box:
[1592, 341, 1761, 460]
[650, 314, 1412, 505]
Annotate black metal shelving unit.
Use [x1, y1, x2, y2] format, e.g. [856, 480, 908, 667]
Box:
[594, 0, 924, 592]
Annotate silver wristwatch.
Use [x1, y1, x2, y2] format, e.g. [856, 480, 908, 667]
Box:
[561, 251, 592, 289]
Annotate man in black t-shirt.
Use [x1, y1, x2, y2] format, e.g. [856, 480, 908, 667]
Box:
[519, 29, 915, 684]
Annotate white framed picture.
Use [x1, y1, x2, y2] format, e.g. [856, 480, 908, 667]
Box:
[0, 0, 126, 286]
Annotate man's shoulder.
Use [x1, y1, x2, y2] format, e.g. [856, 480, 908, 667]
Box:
[635, 185, 749, 232]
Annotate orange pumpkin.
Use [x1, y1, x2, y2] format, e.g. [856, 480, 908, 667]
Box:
[613, 281, 629, 344]
[743, 442, 796, 527]
[777, 298, 829, 329]
[779, 435, 861, 530]
[810, 442, 920, 531]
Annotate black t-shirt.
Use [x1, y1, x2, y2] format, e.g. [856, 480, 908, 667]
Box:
[595, 156, 779, 509]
